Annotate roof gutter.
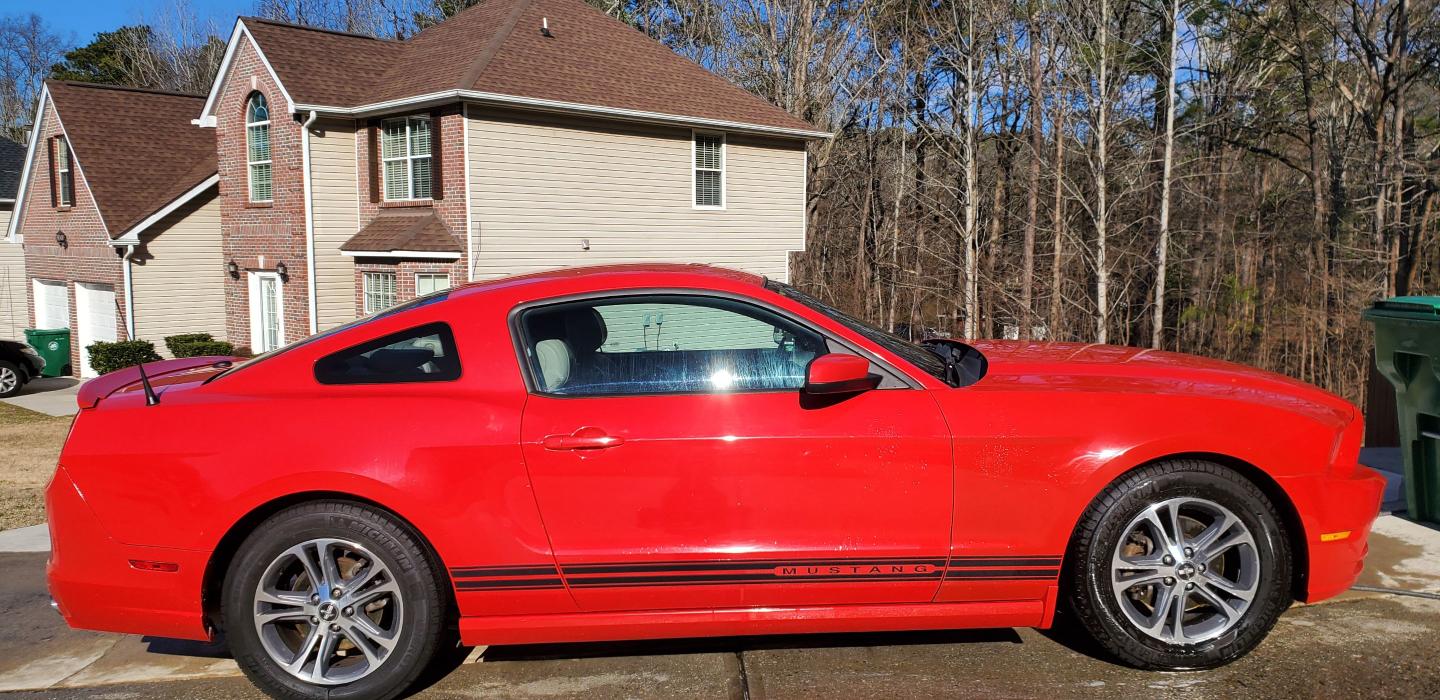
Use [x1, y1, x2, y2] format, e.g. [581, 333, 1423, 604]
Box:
[294, 90, 832, 140]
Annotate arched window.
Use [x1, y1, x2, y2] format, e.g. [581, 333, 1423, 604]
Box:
[246, 93, 272, 202]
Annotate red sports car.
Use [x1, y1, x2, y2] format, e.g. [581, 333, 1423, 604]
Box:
[47, 264, 1383, 699]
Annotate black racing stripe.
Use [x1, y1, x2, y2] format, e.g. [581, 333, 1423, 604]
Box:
[943, 568, 1060, 579]
[562, 559, 948, 575]
[455, 577, 565, 590]
[945, 558, 1062, 568]
[565, 570, 947, 587]
[451, 566, 559, 578]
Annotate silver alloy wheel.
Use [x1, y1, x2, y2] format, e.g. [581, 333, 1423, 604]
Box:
[253, 538, 404, 685]
[1110, 497, 1260, 645]
[0, 366, 17, 395]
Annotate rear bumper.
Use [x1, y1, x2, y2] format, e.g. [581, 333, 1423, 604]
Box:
[46, 466, 212, 641]
[1278, 464, 1387, 603]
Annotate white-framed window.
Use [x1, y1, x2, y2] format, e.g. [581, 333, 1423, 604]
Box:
[381, 116, 433, 200]
[54, 136, 74, 207]
[692, 131, 724, 209]
[246, 93, 272, 202]
[415, 273, 450, 296]
[363, 271, 398, 314]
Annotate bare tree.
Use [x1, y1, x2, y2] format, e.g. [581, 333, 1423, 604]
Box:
[0, 13, 66, 141]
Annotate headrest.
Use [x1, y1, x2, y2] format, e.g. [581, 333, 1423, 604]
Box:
[529, 306, 608, 352]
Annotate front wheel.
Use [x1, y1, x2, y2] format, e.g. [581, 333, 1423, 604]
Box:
[1065, 460, 1292, 670]
[223, 501, 447, 700]
[0, 360, 24, 398]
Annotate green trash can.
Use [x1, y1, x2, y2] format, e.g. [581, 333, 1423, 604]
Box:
[1364, 296, 1440, 523]
[24, 328, 71, 378]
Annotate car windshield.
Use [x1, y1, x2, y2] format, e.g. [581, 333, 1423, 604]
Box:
[206, 291, 452, 382]
[764, 280, 952, 384]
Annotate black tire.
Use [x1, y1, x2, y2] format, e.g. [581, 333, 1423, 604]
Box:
[222, 501, 448, 700]
[0, 359, 23, 398]
[1065, 459, 1292, 670]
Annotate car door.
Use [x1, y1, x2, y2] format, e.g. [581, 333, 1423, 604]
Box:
[516, 293, 953, 612]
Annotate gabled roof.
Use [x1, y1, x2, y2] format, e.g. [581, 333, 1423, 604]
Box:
[44, 81, 217, 238]
[0, 137, 24, 202]
[340, 209, 462, 257]
[211, 0, 822, 137]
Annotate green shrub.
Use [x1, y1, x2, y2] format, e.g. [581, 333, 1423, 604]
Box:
[164, 333, 214, 357]
[180, 340, 236, 357]
[88, 340, 162, 375]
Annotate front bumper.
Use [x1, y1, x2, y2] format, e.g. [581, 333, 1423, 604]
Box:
[1278, 464, 1387, 603]
[46, 465, 212, 641]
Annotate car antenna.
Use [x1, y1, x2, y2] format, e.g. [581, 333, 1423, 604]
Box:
[136, 361, 160, 406]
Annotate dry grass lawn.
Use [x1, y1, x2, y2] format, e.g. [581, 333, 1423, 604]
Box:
[0, 402, 69, 530]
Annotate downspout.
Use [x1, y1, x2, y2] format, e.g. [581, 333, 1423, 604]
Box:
[300, 110, 319, 334]
[120, 244, 136, 339]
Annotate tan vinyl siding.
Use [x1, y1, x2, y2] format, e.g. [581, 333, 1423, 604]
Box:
[0, 208, 25, 339]
[131, 193, 226, 357]
[467, 109, 806, 282]
[310, 120, 359, 329]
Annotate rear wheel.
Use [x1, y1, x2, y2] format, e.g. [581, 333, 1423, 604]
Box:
[1066, 460, 1292, 670]
[223, 501, 446, 700]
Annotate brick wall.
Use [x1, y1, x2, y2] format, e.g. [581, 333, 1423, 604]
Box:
[19, 101, 125, 375]
[351, 103, 469, 318]
[215, 37, 309, 352]
[353, 259, 466, 316]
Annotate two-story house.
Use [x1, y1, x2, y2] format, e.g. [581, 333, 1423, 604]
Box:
[199, 0, 823, 353]
[5, 81, 224, 376]
[9, 0, 823, 367]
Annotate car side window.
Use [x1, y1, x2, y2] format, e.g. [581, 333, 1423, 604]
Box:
[520, 296, 827, 396]
[315, 322, 460, 385]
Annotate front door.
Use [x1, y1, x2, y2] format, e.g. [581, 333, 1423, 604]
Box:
[74, 282, 116, 378]
[516, 294, 953, 612]
[248, 272, 283, 353]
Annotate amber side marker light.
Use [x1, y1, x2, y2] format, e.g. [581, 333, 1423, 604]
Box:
[1319, 531, 1352, 542]
[128, 560, 180, 572]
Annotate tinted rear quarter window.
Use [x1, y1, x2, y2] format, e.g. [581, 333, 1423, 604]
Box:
[315, 322, 461, 385]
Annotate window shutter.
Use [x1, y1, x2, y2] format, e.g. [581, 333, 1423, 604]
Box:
[367, 119, 381, 203]
[429, 110, 444, 200]
[48, 137, 58, 208]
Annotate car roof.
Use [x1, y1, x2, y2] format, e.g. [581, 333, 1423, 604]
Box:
[448, 263, 766, 299]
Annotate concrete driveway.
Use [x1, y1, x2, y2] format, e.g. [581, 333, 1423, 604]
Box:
[2, 516, 1439, 699]
[0, 377, 81, 417]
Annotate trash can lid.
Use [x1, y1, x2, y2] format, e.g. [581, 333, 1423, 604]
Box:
[1365, 296, 1440, 319]
[24, 327, 72, 336]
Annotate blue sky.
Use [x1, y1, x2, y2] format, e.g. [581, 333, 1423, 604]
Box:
[2, 0, 250, 46]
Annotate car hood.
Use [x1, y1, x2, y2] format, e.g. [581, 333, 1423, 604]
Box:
[966, 340, 1356, 425]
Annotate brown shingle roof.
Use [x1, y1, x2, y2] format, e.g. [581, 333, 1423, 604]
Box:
[46, 81, 216, 238]
[242, 20, 406, 107]
[340, 209, 461, 254]
[242, 0, 817, 134]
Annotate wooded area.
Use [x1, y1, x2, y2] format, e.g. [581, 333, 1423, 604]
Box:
[3, 0, 1437, 403]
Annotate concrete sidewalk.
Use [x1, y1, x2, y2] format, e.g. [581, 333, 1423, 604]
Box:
[0, 377, 81, 417]
[3, 515, 1440, 697]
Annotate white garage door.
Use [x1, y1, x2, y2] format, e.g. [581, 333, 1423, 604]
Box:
[75, 282, 117, 377]
[33, 279, 68, 330]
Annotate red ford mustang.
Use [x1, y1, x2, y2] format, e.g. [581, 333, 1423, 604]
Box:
[47, 264, 1383, 699]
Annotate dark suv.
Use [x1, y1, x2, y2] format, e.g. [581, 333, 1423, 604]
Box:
[0, 340, 46, 398]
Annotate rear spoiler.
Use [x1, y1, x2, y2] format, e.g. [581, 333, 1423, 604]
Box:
[76, 356, 238, 409]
